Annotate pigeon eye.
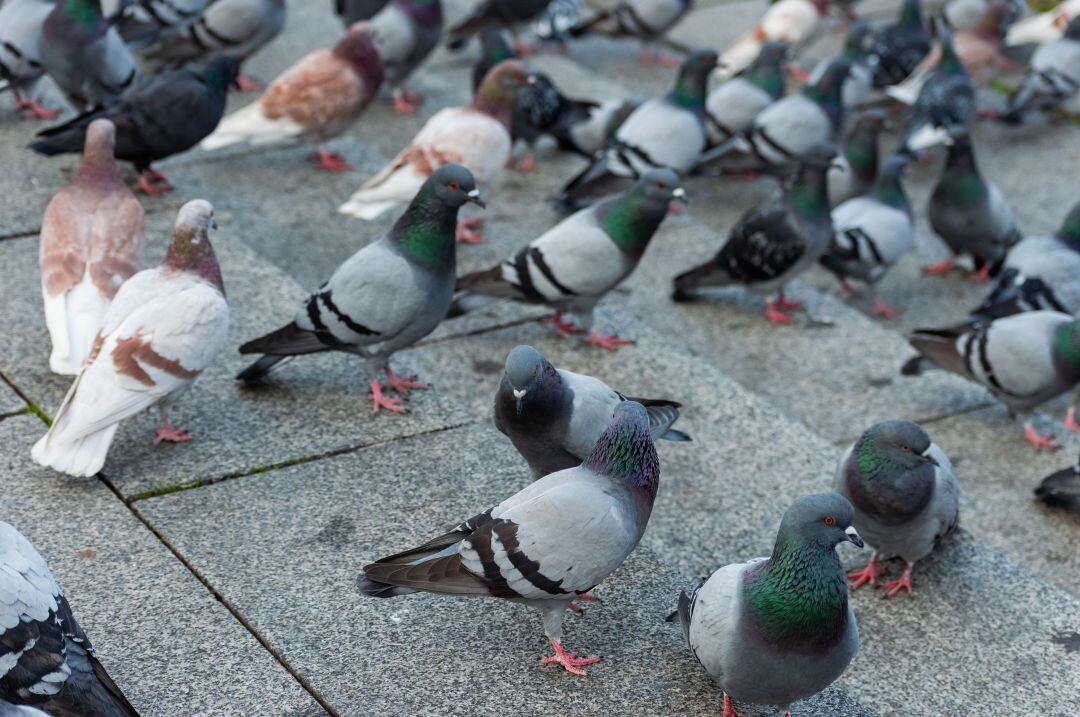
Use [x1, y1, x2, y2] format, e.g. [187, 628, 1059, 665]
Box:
[823, 516, 835, 526]
[656, 181, 665, 188]
[449, 181, 458, 190]
[900, 444, 910, 452]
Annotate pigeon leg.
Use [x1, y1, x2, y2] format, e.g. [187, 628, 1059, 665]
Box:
[638, 47, 681, 68]
[153, 416, 193, 444]
[541, 636, 600, 676]
[968, 263, 993, 283]
[871, 297, 903, 319]
[786, 64, 811, 83]
[384, 365, 428, 394]
[13, 89, 60, 120]
[922, 257, 955, 275]
[722, 694, 748, 717]
[1023, 423, 1061, 451]
[583, 329, 634, 350]
[764, 298, 797, 325]
[774, 291, 804, 312]
[132, 169, 174, 196]
[1064, 408, 1080, 434]
[540, 312, 586, 338]
[455, 216, 486, 243]
[311, 149, 353, 172]
[392, 88, 423, 115]
[839, 280, 863, 297]
[514, 149, 537, 173]
[369, 380, 406, 414]
[847, 551, 883, 590]
[236, 74, 263, 92]
[880, 561, 915, 598]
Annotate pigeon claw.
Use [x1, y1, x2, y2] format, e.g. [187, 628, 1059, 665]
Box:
[773, 291, 804, 312]
[455, 216, 486, 244]
[542, 638, 600, 676]
[392, 88, 424, 115]
[235, 74, 263, 92]
[722, 694, 749, 717]
[968, 263, 993, 283]
[871, 298, 903, 319]
[14, 91, 60, 120]
[152, 418, 193, 444]
[384, 366, 428, 395]
[764, 301, 796, 325]
[311, 150, 353, 172]
[132, 170, 174, 196]
[514, 150, 537, 173]
[922, 258, 955, 276]
[879, 563, 914, 598]
[1023, 424, 1060, 451]
[1064, 408, 1080, 434]
[540, 312, 585, 338]
[583, 330, 633, 351]
[369, 380, 407, 414]
[847, 553, 883, 591]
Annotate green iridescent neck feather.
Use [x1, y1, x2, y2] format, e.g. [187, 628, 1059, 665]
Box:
[596, 192, 665, 255]
[1054, 321, 1080, 375]
[64, 0, 102, 26]
[789, 169, 830, 218]
[391, 191, 457, 269]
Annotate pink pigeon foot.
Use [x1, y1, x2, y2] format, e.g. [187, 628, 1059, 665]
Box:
[384, 366, 428, 395]
[514, 150, 536, 173]
[512, 35, 534, 56]
[847, 552, 883, 590]
[583, 330, 633, 350]
[638, 49, 681, 67]
[787, 64, 811, 82]
[774, 291, 804, 312]
[839, 279, 863, 297]
[722, 694, 748, 717]
[152, 417, 192, 444]
[392, 88, 423, 115]
[369, 380, 406, 414]
[541, 637, 600, 676]
[132, 170, 174, 196]
[969, 263, 992, 282]
[922, 257, 955, 275]
[880, 562, 914, 598]
[871, 297, 903, 319]
[13, 90, 60, 120]
[1023, 424, 1060, 451]
[764, 300, 796, 325]
[455, 216, 485, 244]
[236, 74, 262, 92]
[311, 150, 352, 172]
[540, 312, 585, 338]
[1064, 408, 1080, 433]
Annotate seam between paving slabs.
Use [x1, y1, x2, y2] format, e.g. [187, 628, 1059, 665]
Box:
[0, 228, 40, 242]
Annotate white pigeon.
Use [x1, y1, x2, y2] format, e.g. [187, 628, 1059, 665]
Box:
[717, 0, 829, 80]
[32, 200, 229, 478]
[1006, 0, 1080, 46]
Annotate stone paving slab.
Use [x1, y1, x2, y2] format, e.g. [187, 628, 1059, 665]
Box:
[0, 414, 325, 717]
[139, 424, 873, 717]
[0, 378, 25, 417]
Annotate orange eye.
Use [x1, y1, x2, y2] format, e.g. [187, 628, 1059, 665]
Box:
[823, 516, 835, 526]
[449, 181, 458, 190]
[656, 181, 665, 188]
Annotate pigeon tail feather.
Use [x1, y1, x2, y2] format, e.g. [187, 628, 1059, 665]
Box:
[31, 423, 118, 478]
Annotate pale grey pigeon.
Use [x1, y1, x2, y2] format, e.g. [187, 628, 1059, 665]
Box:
[369, 0, 443, 115]
[32, 200, 229, 478]
[0, 0, 60, 119]
[923, 127, 1021, 280]
[678, 493, 862, 717]
[39, 0, 141, 111]
[111, 0, 212, 46]
[0, 522, 141, 717]
[494, 344, 690, 478]
[705, 40, 788, 146]
[820, 153, 914, 318]
[827, 108, 888, 208]
[902, 310, 1080, 450]
[672, 145, 836, 325]
[567, 0, 694, 66]
[1035, 449, 1080, 513]
[1002, 16, 1080, 123]
[238, 165, 482, 413]
[359, 401, 661, 676]
[834, 420, 960, 597]
[454, 169, 686, 349]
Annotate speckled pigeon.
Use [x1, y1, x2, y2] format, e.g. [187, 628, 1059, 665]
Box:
[495, 345, 690, 478]
[900, 30, 975, 154]
[453, 169, 686, 349]
[509, 71, 602, 172]
[239, 165, 482, 413]
[368, 0, 443, 114]
[834, 420, 960, 597]
[672, 145, 836, 325]
[30, 55, 240, 195]
[902, 310, 1080, 450]
[0, 0, 61, 119]
[0, 521, 142, 717]
[704, 40, 788, 146]
[1002, 16, 1080, 123]
[32, 200, 229, 477]
[827, 108, 889, 207]
[868, 0, 930, 87]
[678, 493, 862, 717]
[359, 401, 662, 676]
[567, 0, 694, 67]
[336, 0, 391, 24]
[1035, 449, 1080, 512]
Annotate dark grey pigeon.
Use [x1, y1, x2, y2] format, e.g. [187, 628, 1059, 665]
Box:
[1002, 15, 1080, 123]
[900, 30, 974, 154]
[0, 0, 59, 119]
[336, 0, 392, 24]
[359, 401, 661, 676]
[0, 521, 142, 717]
[868, 0, 930, 87]
[494, 345, 690, 478]
[509, 71, 602, 171]
[834, 420, 960, 597]
[111, 0, 212, 46]
[1036, 449, 1080, 513]
[237, 165, 482, 414]
[678, 493, 862, 717]
[446, 0, 551, 51]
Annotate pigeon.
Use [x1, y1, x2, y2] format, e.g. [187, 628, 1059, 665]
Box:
[472, 27, 517, 92]
[110, 0, 212, 46]
[446, 0, 551, 53]
[717, 0, 830, 80]
[837, 20, 874, 110]
[0, 0, 61, 119]
[30, 55, 240, 196]
[0, 521, 142, 717]
[902, 310, 1080, 450]
[867, 0, 930, 88]
[678, 493, 862, 717]
[834, 420, 960, 597]
[704, 40, 788, 146]
[31, 200, 229, 477]
[239, 165, 481, 412]
[1001, 16, 1080, 123]
[40, 119, 146, 376]
[827, 108, 889, 208]
[566, 0, 694, 67]
[557, 49, 716, 210]
[200, 24, 384, 171]
[454, 169, 686, 349]
[358, 401, 661, 676]
[336, 0, 391, 24]
[820, 153, 914, 318]
[508, 71, 603, 172]
[899, 30, 975, 154]
[338, 60, 529, 233]
[1006, 0, 1080, 47]
[136, 0, 285, 90]
[922, 127, 1021, 281]
[39, 0, 141, 111]
[1035, 449, 1080, 512]
[672, 145, 836, 324]
[369, 0, 443, 115]
[549, 96, 642, 159]
[494, 344, 690, 478]
[970, 201, 1080, 321]
[944, 0, 1025, 33]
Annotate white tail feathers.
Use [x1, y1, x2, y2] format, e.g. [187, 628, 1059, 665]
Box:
[337, 199, 400, 220]
[31, 423, 118, 478]
[43, 275, 110, 376]
[338, 163, 426, 220]
[200, 100, 305, 151]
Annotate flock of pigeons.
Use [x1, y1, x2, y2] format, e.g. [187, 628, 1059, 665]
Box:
[1, 0, 1080, 715]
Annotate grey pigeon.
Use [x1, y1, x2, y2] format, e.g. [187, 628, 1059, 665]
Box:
[30, 55, 240, 195]
[821, 153, 914, 318]
[509, 71, 603, 171]
[359, 401, 661, 676]
[369, 0, 443, 115]
[111, 0, 212, 46]
[1002, 16, 1080, 123]
[336, 0, 391, 24]
[834, 420, 960, 597]
[902, 310, 1080, 450]
[970, 201, 1080, 321]
[672, 145, 836, 325]
[39, 0, 140, 111]
[557, 49, 716, 210]
[868, 0, 930, 87]
[0, 521, 142, 717]
[1035, 449, 1080, 513]
[446, 0, 551, 52]
[900, 30, 975, 153]
[827, 108, 889, 207]
[237, 164, 482, 413]
[704, 40, 788, 146]
[454, 169, 686, 349]
[547, 95, 642, 159]
[922, 127, 1021, 280]
[0, 0, 60, 119]
[494, 345, 690, 478]
[678, 493, 862, 717]
[566, 0, 694, 64]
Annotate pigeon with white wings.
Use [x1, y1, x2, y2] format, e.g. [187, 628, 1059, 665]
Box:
[718, 0, 830, 79]
[1006, 0, 1080, 46]
[359, 401, 662, 676]
[32, 200, 229, 478]
[0, 521, 142, 717]
[40, 119, 146, 376]
[0, 0, 60, 119]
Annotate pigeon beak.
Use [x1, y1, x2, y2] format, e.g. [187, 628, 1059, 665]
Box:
[466, 189, 485, 208]
[672, 187, 689, 204]
[844, 526, 864, 548]
[526, 74, 538, 85]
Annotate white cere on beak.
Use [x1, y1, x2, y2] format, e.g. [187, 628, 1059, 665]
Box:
[512, 389, 527, 399]
[467, 189, 480, 198]
[672, 187, 686, 199]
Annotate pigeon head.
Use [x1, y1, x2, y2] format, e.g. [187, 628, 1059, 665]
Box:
[1058, 201, 1080, 246]
[671, 50, 718, 109]
[974, 0, 1011, 40]
[774, 493, 862, 553]
[941, 126, 978, 173]
[77, 119, 121, 180]
[842, 21, 872, 61]
[746, 41, 788, 98]
[858, 420, 936, 472]
[584, 402, 660, 497]
[502, 345, 562, 414]
[637, 168, 687, 208]
[846, 420, 939, 523]
[202, 55, 242, 92]
[479, 28, 514, 61]
[336, 23, 385, 91]
[474, 60, 532, 125]
[802, 57, 849, 121]
[873, 153, 912, 210]
[596, 169, 683, 255]
[425, 164, 483, 210]
[392, 165, 479, 268]
[164, 200, 224, 294]
[1066, 16, 1080, 41]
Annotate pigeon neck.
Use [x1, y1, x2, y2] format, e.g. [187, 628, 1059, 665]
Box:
[802, 75, 844, 128]
[939, 143, 987, 207]
[746, 58, 785, 99]
[391, 189, 458, 270]
[938, 39, 965, 75]
[61, 0, 103, 27]
[670, 68, 708, 110]
[596, 191, 668, 256]
[872, 166, 909, 211]
[1057, 205, 1080, 249]
[843, 124, 879, 182]
[845, 435, 934, 523]
[899, 0, 922, 28]
[789, 166, 831, 219]
[1053, 321, 1080, 377]
[77, 143, 122, 184]
[472, 92, 514, 129]
[164, 227, 224, 295]
[584, 418, 660, 500]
